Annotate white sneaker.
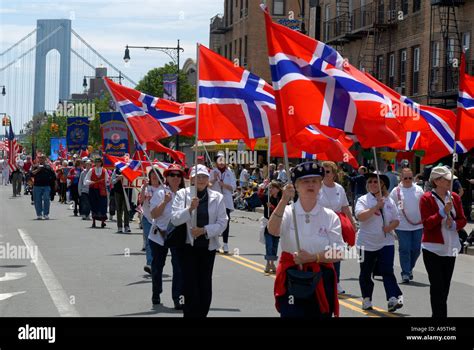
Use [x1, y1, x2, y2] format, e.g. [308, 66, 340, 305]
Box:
[337, 283, 345, 294]
[43, 215, 49, 220]
[362, 297, 373, 310]
[388, 296, 403, 312]
[223, 243, 229, 254]
[37, 216, 43, 220]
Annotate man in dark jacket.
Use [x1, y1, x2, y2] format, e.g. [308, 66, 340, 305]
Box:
[31, 155, 56, 220]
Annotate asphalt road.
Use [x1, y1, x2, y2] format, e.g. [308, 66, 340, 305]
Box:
[0, 185, 472, 318]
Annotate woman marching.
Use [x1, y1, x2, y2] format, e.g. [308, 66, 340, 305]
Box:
[267, 162, 344, 318]
[84, 158, 108, 228]
[420, 166, 467, 318]
[147, 164, 186, 309]
[171, 164, 228, 318]
[318, 161, 357, 294]
[262, 180, 283, 274]
[355, 173, 403, 312]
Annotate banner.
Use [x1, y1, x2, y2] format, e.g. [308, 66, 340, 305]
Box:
[50, 137, 67, 161]
[100, 112, 130, 168]
[66, 117, 89, 153]
[163, 73, 177, 101]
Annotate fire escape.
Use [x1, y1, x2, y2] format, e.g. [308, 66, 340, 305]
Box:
[428, 0, 465, 108]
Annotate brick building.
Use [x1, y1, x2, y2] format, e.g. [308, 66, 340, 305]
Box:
[209, 0, 315, 83]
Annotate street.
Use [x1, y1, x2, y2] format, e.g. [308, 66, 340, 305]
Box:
[0, 185, 473, 318]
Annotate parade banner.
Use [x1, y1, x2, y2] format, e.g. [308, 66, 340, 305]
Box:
[66, 117, 89, 153]
[50, 137, 67, 161]
[163, 73, 177, 101]
[100, 112, 130, 168]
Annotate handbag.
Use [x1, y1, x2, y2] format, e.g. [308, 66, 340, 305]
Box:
[286, 267, 321, 300]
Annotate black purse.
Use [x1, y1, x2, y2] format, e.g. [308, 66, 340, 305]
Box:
[286, 267, 321, 300]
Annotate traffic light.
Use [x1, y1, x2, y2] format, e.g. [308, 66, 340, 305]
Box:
[1, 116, 10, 126]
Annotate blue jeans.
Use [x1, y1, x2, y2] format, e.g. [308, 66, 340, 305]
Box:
[359, 245, 402, 301]
[396, 229, 423, 278]
[142, 217, 153, 266]
[149, 239, 184, 305]
[264, 229, 280, 261]
[33, 186, 51, 217]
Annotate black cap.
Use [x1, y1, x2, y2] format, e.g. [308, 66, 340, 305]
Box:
[291, 162, 324, 184]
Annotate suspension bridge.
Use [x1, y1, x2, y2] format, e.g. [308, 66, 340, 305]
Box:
[0, 19, 137, 134]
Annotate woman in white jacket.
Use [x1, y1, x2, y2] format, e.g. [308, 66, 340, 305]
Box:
[171, 164, 228, 318]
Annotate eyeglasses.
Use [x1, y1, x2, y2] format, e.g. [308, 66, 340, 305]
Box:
[403, 177, 413, 180]
[368, 180, 379, 184]
[168, 173, 182, 178]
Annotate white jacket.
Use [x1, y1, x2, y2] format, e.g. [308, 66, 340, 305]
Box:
[171, 186, 228, 251]
[209, 167, 237, 210]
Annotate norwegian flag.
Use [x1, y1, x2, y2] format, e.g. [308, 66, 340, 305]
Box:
[271, 125, 359, 168]
[103, 78, 194, 148]
[198, 44, 280, 141]
[262, 6, 400, 147]
[457, 53, 474, 142]
[133, 140, 186, 165]
[7, 124, 19, 172]
[105, 154, 144, 182]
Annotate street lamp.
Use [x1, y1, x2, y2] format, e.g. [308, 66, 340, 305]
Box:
[123, 40, 184, 149]
[1, 85, 6, 96]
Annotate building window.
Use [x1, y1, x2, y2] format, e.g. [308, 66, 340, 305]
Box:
[400, 49, 407, 94]
[324, 4, 330, 41]
[447, 38, 455, 63]
[239, 37, 242, 65]
[240, 0, 243, 18]
[244, 35, 248, 67]
[388, 53, 395, 87]
[224, 44, 228, 59]
[234, 39, 237, 54]
[229, 42, 232, 60]
[401, 0, 408, 16]
[229, 0, 233, 25]
[462, 32, 471, 51]
[413, 47, 420, 95]
[377, 55, 384, 81]
[431, 41, 440, 67]
[273, 0, 285, 16]
[413, 0, 421, 13]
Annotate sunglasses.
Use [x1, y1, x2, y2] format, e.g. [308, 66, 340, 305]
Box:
[167, 173, 182, 178]
[325, 170, 332, 174]
[403, 177, 413, 180]
[368, 180, 379, 184]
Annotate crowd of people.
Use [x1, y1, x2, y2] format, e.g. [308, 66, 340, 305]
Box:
[1, 150, 473, 319]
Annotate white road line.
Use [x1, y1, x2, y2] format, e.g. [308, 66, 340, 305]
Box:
[0, 272, 27, 282]
[0, 291, 26, 301]
[17, 229, 80, 317]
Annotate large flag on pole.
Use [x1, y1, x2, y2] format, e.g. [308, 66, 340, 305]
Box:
[105, 154, 143, 182]
[7, 124, 19, 172]
[457, 52, 474, 142]
[104, 78, 195, 144]
[262, 5, 400, 147]
[198, 44, 280, 141]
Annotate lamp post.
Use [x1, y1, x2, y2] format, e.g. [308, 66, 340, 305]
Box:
[123, 40, 184, 149]
[0, 85, 5, 96]
[83, 72, 123, 91]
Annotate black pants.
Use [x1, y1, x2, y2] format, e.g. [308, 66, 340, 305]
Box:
[115, 190, 129, 229]
[149, 240, 184, 305]
[182, 244, 216, 318]
[59, 183, 67, 203]
[70, 184, 79, 215]
[422, 249, 456, 318]
[80, 192, 90, 217]
[222, 209, 231, 244]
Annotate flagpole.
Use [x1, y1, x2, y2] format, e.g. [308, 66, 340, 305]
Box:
[372, 147, 386, 227]
[282, 142, 302, 269]
[192, 43, 201, 228]
[267, 135, 271, 206]
[102, 77, 165, 187]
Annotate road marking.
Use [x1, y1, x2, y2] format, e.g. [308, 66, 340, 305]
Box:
[218, 254, 403, 317]
[17, 229, 80, 317]
[0, 291, 26, 301]
[231, 254, 266, 268]
[0, 272, 27, 282]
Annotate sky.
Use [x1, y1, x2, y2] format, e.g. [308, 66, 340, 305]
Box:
[0, 0, 224, 132]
